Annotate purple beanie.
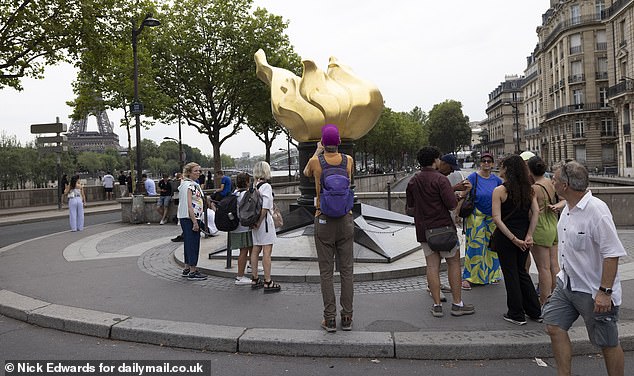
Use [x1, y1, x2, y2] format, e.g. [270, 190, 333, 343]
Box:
[321, 124, 341, 146]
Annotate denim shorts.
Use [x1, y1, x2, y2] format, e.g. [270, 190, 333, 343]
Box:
[157, 196, 171, 207]
[542, 278, 620, 348]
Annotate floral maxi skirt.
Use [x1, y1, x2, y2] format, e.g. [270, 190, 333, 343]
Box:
[462, 208, 502, 284]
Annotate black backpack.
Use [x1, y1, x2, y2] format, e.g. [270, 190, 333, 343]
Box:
[214, 193, 239, 231]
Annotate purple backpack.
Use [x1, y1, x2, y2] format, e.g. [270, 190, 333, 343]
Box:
[318, 154, 354, 218]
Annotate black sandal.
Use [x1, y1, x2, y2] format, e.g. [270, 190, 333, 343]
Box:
[251, 277, 263, 289]
[263, 279, 281, 294]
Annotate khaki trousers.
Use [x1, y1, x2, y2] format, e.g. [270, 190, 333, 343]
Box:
[314, 213, 354, 320]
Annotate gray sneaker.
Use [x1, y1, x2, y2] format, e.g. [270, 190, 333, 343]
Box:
[450, 303, 475, 316]
[431, 305, 444, 318]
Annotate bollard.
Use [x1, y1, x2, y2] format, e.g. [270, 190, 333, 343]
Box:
[387, 182, 392, 211]
[131, 194, 145, 224]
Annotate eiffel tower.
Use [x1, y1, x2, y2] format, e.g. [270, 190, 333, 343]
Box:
[66, 108, 122, 153]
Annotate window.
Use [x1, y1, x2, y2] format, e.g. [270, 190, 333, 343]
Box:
[597, 57, 608, 79]
[574, 145, 586, 163]
[571, 60, 583, 81]
[620, 20, 626, 45]
[570, 33, 582, 54]
[596, 0, 605, 18]
[596, 30, 607, 50]
[627, 142, 633, 168]
[573, 89, 584, 108]
[571, 4, 581, 24]
[574, 120, 585, 138]
[599, 88, 608, 107]
[602, 144, 615, 163]
[601, 119, 613, 136]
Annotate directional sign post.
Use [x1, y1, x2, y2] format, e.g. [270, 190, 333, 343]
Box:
[30, 119, 69, 210]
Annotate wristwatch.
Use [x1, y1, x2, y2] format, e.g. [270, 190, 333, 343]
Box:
[599, 286, 613, 295]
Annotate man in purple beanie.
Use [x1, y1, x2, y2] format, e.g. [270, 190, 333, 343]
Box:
[304, 124, 355, 333]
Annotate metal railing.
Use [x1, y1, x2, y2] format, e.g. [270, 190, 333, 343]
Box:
[545, 103, 612, 120]
[608, 78, 634, 97]
[602, 0, 633, 19]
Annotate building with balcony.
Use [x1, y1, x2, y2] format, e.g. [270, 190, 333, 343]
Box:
[483, 75, 525, 159]
[535, 0, 616, 171]
[604, 0, 634, 177]
[523, 51, 543, 155]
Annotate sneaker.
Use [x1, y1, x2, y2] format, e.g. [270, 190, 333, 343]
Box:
[426, 288, 447, 302]
[187, 271, 207, 280]
[321, 318, 336, 333]
[451, 303, 475, 316]
[171, 235, 184, 242]
[341, 316, 353, 331]
[503, 314, 527, 326]
[440, 284, 452, 293]
[527, 315, 544, 323]
[234, 276, 252, 285]
[160, 219, 166, 225]
[247, 264, 264, 273]
[181, 268, 190, 277]
[431, 305, 444, 318]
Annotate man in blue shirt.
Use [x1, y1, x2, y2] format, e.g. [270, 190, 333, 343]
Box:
[211, 170, 231, 201]
[142, 174, 157, 196]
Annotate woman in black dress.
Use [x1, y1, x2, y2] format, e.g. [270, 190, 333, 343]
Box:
[491, 155, 541, 325]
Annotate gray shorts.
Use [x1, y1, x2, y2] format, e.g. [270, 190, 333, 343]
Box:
[421, 241, 459, 259]
[542, 278, 620, 348]
[157, 196, 171, 207]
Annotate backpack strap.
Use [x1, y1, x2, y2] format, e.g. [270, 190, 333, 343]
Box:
[318, 153, 348, 186]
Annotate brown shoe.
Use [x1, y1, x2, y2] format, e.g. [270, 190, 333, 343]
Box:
[321, 318, 336, 333]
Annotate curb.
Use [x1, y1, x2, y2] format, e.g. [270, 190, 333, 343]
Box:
[2, 289, 632, 359]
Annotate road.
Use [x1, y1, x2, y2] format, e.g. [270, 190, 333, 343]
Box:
[0, 212, 120, 248]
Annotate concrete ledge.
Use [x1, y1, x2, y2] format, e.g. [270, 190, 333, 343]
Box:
[239, 328, 394, 358]
[0, 289, 50, 321]
[111, 317, 244, 353]
[28, 304, 128, 338]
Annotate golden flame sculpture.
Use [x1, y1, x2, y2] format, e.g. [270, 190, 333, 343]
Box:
[254, 49, 383, 142]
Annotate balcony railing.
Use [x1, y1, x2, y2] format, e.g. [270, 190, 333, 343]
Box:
[569, 45, 582, 55]
[568, 74, 585, 83]
[573, 132, 586, 139]
[596, 71, 608, 80]
[625, 122, 632, 135]
[601, 129, 616, 137]
[602, 0, 633, 19]
[544, 14, 603, 47]
[596, 42, 608, 51]
[545, 102, 613, 120]
[608, 78, 634, 97]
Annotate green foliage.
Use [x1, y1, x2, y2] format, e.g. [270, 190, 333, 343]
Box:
[427, 100, 471, 154]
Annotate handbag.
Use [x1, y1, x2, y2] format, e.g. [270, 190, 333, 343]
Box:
[425, 225, 459, 253]
[458, 174, 477, 218]
[271, 202, 284, 229]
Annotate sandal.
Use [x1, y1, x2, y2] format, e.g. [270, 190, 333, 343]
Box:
[461, 281, 472, 291]
[263, 279, 281, 294]
[251, 277, 263, 289]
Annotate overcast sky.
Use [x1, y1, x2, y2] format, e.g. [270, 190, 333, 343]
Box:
[0, 0, 548, 158]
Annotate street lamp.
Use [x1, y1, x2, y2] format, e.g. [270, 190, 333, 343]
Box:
[504, 101, 521, 154]
[131, 13, 160, 194]
[279, 134, 292, 182]
[163, 135, 184, 173]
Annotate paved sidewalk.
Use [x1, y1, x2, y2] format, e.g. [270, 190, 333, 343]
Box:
[0, 208, 633, 359]
[0, 201, 121, 226]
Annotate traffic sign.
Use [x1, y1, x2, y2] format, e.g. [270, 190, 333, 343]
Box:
[39, 146, 68, 153]
[30, 122, 67, 134]
[130, 102, 144, 115]
[36, 135, 68, 144]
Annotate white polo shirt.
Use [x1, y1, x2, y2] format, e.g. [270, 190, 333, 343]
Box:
[557, 190, 627, 305]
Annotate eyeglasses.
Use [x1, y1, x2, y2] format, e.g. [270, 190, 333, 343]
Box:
[481, 159, 494, 164]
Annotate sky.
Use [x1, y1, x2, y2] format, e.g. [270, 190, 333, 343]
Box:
[0, 0, 549, 158]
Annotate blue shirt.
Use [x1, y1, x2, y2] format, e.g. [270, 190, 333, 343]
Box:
[468, 172, 502, 216]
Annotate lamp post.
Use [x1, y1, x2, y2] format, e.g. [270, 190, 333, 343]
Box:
[504, 101, 521, 154]
[163, 135, 184, 173]
[131, 13, 160, 194]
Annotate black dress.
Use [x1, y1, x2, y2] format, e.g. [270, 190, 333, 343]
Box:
[494, 195, 541, 321]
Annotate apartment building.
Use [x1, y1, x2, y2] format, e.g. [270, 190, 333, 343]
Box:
[482, 75, 525, 158]
[604, 0, 634, 177]
[523, 52, 542, 155]
[535, 0, 616, 172]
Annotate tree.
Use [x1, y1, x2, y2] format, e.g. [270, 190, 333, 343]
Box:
[150, 0, 298, 184]
[0, 0, 126, 90]
[427, 100, 471, 154]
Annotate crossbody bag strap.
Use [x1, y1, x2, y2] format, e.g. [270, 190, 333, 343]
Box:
[534, 182, 554, 205]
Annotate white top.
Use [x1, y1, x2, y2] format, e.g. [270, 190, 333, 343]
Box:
[102, 174, 115, 188]
[252, 181, 276, 245]
[177, 180, 204, 220]
[556, 190, 627, 305]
